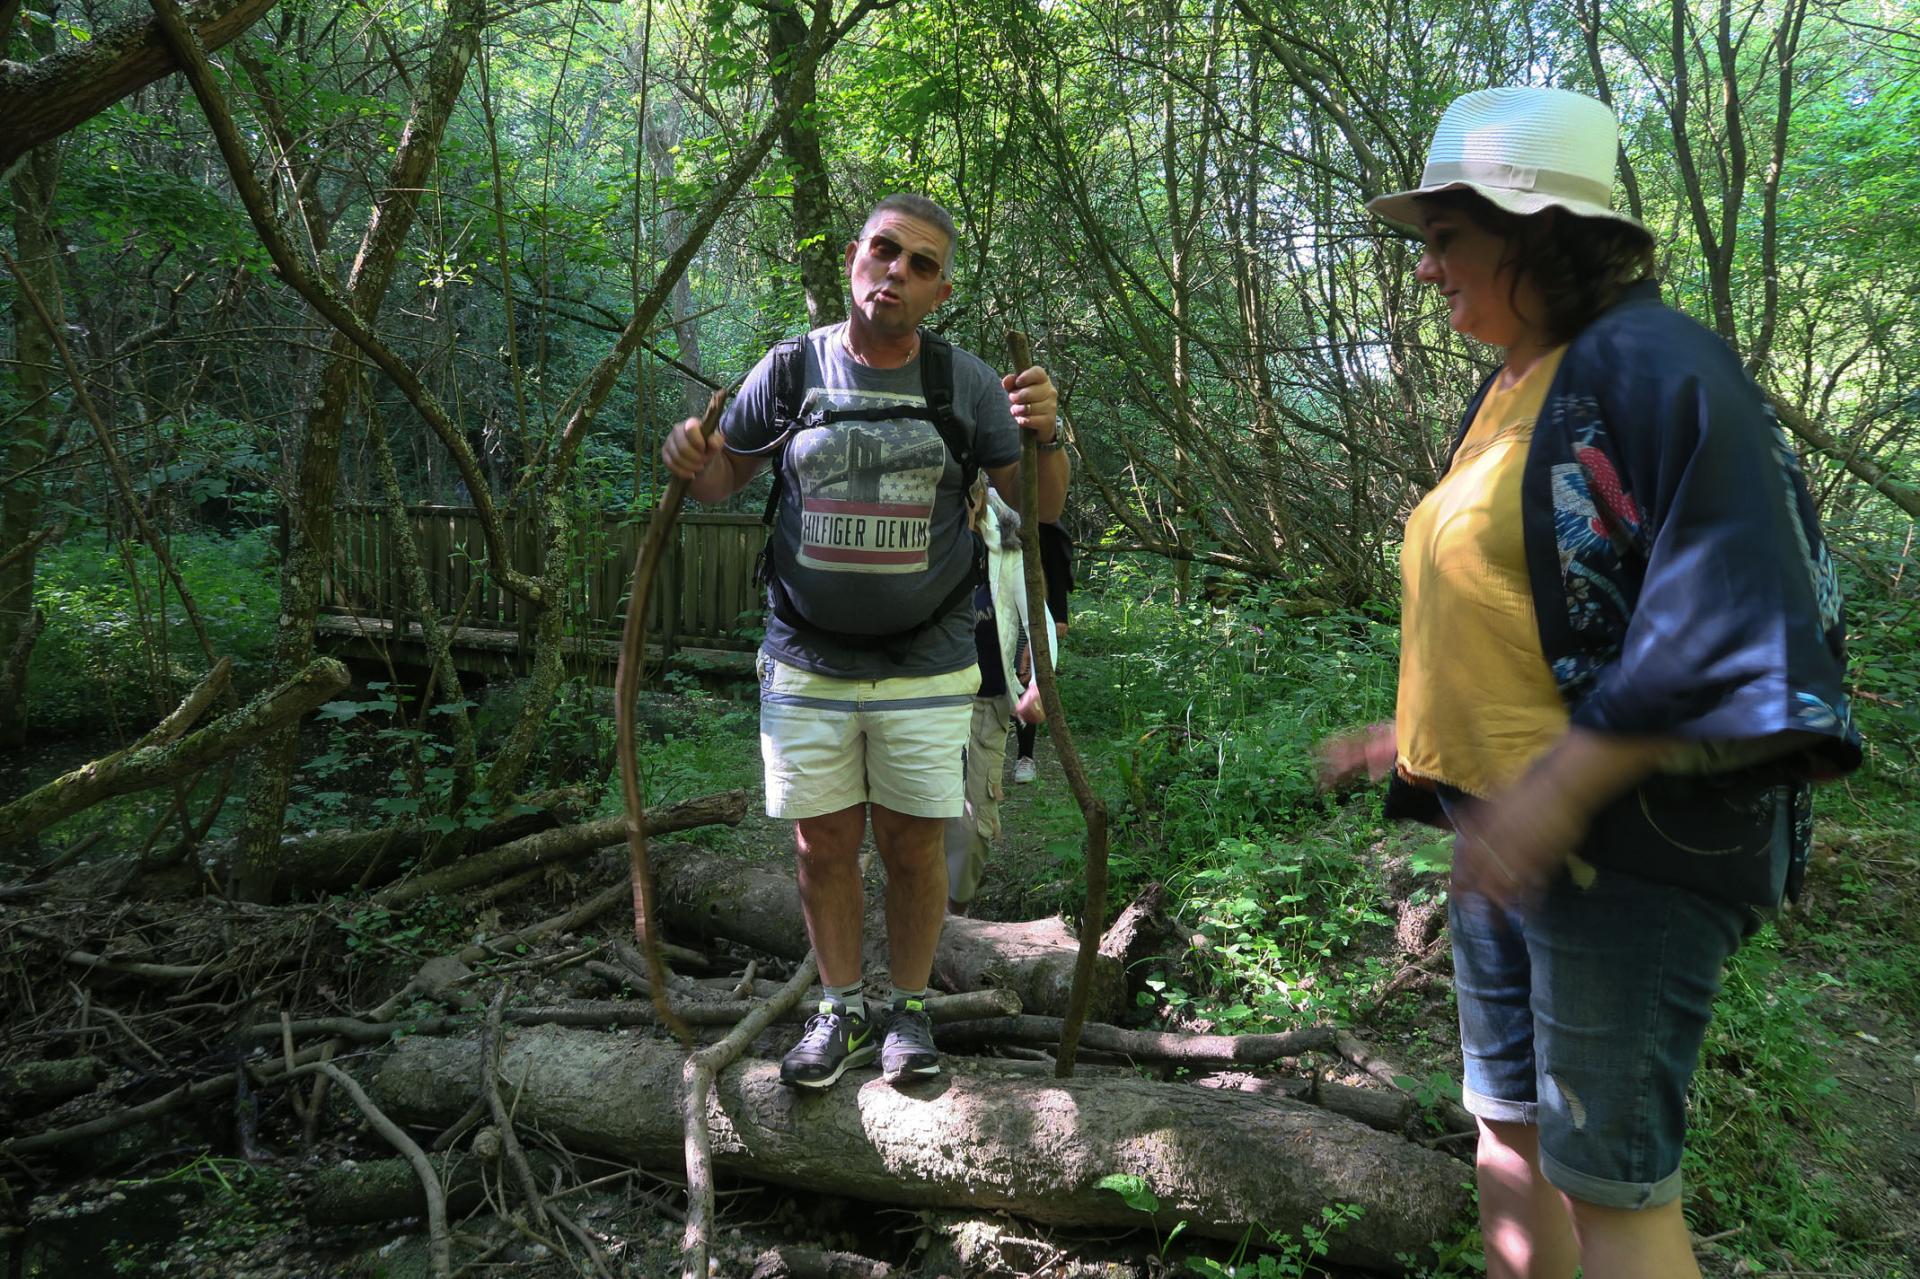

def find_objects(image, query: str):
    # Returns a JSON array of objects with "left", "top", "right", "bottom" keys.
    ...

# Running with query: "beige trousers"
[{"left": 943, "top": 694, "right": 1013, "bottom": 905}]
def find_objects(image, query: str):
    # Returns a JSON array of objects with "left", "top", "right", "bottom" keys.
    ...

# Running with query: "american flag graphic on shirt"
[{"left": 791, "top": 388, "right": 947, "bottom": 575}]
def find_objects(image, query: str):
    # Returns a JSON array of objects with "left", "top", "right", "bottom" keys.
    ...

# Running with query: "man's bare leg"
[
  {"left": 870, "top": 803, "right": 947, "bottom": 991},
  {"left": 794, "top": 804, "right": 868, "bottom": 988}
]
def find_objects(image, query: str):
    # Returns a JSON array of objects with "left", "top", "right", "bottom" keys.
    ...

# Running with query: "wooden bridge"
[{"left": 317, "top": 504, "right": 767, "bottom": 683}]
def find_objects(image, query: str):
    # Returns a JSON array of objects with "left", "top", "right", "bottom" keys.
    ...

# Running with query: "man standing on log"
[{"left": 661, "top": 194, "right": 1069, "bottom": 1087}]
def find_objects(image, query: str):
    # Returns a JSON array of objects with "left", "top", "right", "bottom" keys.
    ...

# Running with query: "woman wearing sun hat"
[{"left": 1320, "top": 86, "right": 1859, "bottom": 1277}]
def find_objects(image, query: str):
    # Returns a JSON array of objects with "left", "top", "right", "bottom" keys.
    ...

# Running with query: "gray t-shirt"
[{"left": 721, "top": 322, "right": 1020, "bottom": 679}]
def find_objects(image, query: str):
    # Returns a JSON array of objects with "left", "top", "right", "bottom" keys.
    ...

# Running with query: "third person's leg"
[
  {"left": 947, "top": 695, "right": 1012, "bottom": 914},
  {"left": 1013, "top": 718, "right": 1038, "bottom": 782}
]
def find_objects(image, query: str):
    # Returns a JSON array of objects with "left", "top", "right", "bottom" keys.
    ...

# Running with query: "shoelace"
[
  {"left": 796, "top": 1010, "right": 847, "bottom": 1051},
  {"left": 890, "top": 1005, "right": 933, "bottom": 1044}
]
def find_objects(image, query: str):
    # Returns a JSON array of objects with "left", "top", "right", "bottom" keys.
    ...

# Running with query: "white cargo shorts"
[{"left": 757, "top": 651, "right": 979, "bottom": 820}]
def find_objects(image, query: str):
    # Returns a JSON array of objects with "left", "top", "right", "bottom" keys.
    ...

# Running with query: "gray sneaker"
[
  {"left": 880, "top": 995, "right": 940, "bottom": 1081},
  {"left": 779, "top": 999, "right": 876, "bottom": 1089}
]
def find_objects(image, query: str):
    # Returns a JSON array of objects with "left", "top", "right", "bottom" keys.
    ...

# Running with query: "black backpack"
[{"left": 750, "top": 329, "right": 987, "bottom": 649}]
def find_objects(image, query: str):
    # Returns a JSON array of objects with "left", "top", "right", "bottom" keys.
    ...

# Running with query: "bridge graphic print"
[{"left": 794, "top": 397, "right": 947, "bottom": 575}]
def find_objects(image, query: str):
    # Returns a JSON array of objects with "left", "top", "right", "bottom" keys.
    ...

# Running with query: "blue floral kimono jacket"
[{"left": 1387, "top": 282, "right": 1862, "bottom": 907}]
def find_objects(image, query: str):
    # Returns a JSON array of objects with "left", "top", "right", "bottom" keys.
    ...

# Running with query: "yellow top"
[{"left": 1397, "top": 347, "right": 1569, "bottom": 799}]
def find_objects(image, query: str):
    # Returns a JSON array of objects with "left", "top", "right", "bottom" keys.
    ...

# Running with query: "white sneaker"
[{"left": 1013, "top": 757, "right": 1038, "bottom": 784}]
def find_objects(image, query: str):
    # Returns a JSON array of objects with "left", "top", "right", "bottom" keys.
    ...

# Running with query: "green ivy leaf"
[{"left": 1095, "top": 1173, "right": 1159, "bottom": 1214}]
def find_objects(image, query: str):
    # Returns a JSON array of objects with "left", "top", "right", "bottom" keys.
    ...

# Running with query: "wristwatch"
[{"left": 1036, "top": 434, "right": 1067, "bottom": 453}]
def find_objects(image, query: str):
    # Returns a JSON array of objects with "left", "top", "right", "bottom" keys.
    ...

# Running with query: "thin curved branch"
[
  {"left": 1005, "top": 332, "right": 1110, "bottom": 1078},
  {"left": 614, "top": 383, "right": 736, "bottom": 1044}
]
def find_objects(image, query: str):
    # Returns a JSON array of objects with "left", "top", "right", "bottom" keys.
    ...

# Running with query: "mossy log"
[
  {"left": 301, "top": 1151, "right": 563, "bottom": 1225},
  {"left": 0, "top": 1057, "right": 102, "bottom": 1119},
  {"left": 371, "top": 790, "right": 748, "bottom": 908},
  {"left": 0, "top": 658, "right": 349, "bottom": 847},
  {"left": 375, "top": 1026, "right": 1472, "bottom": 1273},
  {"left": 221, "top": 790, "right": 582, "bottom": 898}
]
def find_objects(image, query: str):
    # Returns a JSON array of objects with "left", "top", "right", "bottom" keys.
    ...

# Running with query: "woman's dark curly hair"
[{"left": 1416, "top": 188, "right": 1657, "bottom": 343}]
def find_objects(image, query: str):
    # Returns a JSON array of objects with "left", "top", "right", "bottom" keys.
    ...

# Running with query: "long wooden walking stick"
[
  {"left": 614, "top": 381, "right": 737, "bottom": 1045},
  {"left": 1005, "top": 330, "right": 1110, "bottom": 1077}
]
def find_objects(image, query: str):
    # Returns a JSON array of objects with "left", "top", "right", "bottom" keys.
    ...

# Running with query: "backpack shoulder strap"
[
  {"left": 917, "top": 330, "right": 976, "bottom": 490},
  {"left": 768, "top": 335, "right": 809, "bottom": 430},
  {"left": 759, "top": 336, "right": 810, "bottom": 528}
]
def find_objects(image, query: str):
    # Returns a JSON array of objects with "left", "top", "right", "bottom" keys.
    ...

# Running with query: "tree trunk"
[
  {"left": 767, "top": 0, "right": 844, "bottom": 328},
  {"left": 0, "top": 24, "right": 60, "bottom": 748},
  {"left": 375, "top": 1026, "right": 1473, "bottom": 1273},
  {"left": 0, "top": 0, "right": 278, "bottom": 174},
  {"left": 650, "top": 846, "right": 1124, "bottom": 1020},
  {"left": 232, "top": 0, "right": 487, "bottom": 902}
]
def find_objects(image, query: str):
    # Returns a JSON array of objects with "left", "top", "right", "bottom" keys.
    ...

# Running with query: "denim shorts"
[{"left": 1448, "top": 862, "right": 1750, "bottom": 1209}]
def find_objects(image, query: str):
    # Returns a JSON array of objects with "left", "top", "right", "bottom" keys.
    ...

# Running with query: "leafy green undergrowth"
[
  {"left": 1031, "top": 565, "right": 1918, "bottom": 1278},
  {"left": 1040, "top": 575, "right": 1406, "bottom": 1027},
  {"left": 1687, "top": 934, "right": 1856, "bottom": 1268},
  {"left": 28, "top": 528, "right": 279, "bottom": 734},
  {"left": 591, "top": 671, "right": 763, "bottom": 856},
  {"left": 102, "top": 1155, "right": 300, "bottom": 1276},
  {"left": 1683, "top": 779, "right": 1920, "bottom": 1274}
]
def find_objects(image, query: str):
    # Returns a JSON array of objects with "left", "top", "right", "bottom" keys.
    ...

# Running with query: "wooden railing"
[{"left": 322, "top": 505, "right": 767, "bottom": 662}]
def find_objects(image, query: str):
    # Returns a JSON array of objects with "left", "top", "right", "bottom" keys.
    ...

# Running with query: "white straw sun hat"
[{"left": 1367, "top": 86, "right": 1650, "bottom": 238}]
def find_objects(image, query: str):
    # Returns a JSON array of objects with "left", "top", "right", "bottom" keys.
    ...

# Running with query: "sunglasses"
[{"left": 861, "top": 233, "right": 948, "bottom": 281}]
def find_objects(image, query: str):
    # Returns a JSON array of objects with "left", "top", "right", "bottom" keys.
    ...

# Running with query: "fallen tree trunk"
[
  {"left": 651, "top": 846, "right": 1122, "bottom": 1020},
  {"left": 214, "top": 785, "right": 595, "bottom": 897},
  {"left": 370, "top": 790, "right": 750, "bottom": 908},
  {"left": 937, "top": 1015, "right": 1336, "bottom": 1067},
  {"left": 1193, "top": 1072, "right": 1422, "bottom": 1138},
  {"left": 245, "top": 988, "right": 1021, "bottom": 1045},
  {"left": 943, "top": 1016, "right": 1476, "bottom": 1138},
  {"left": 0, "top": 658, "right": 349, "bottom": 846},
  {"left": 933, "top": 915, "right": 1122, "bottom": 1025},
  {"left": 376, "top": 1026, "right": 1472, "bottom": 1273}
]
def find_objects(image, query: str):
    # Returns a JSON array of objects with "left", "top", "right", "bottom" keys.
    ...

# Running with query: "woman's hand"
[
  {"left": 1316, "top": 721, "right": 1396, "bottom": 790},
  {"left": 1451, "top": 729, "right": 1674, "bottom": 906},
  {"left": 1448, "top": 785, "right": 1592, "bottom": 904}
]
